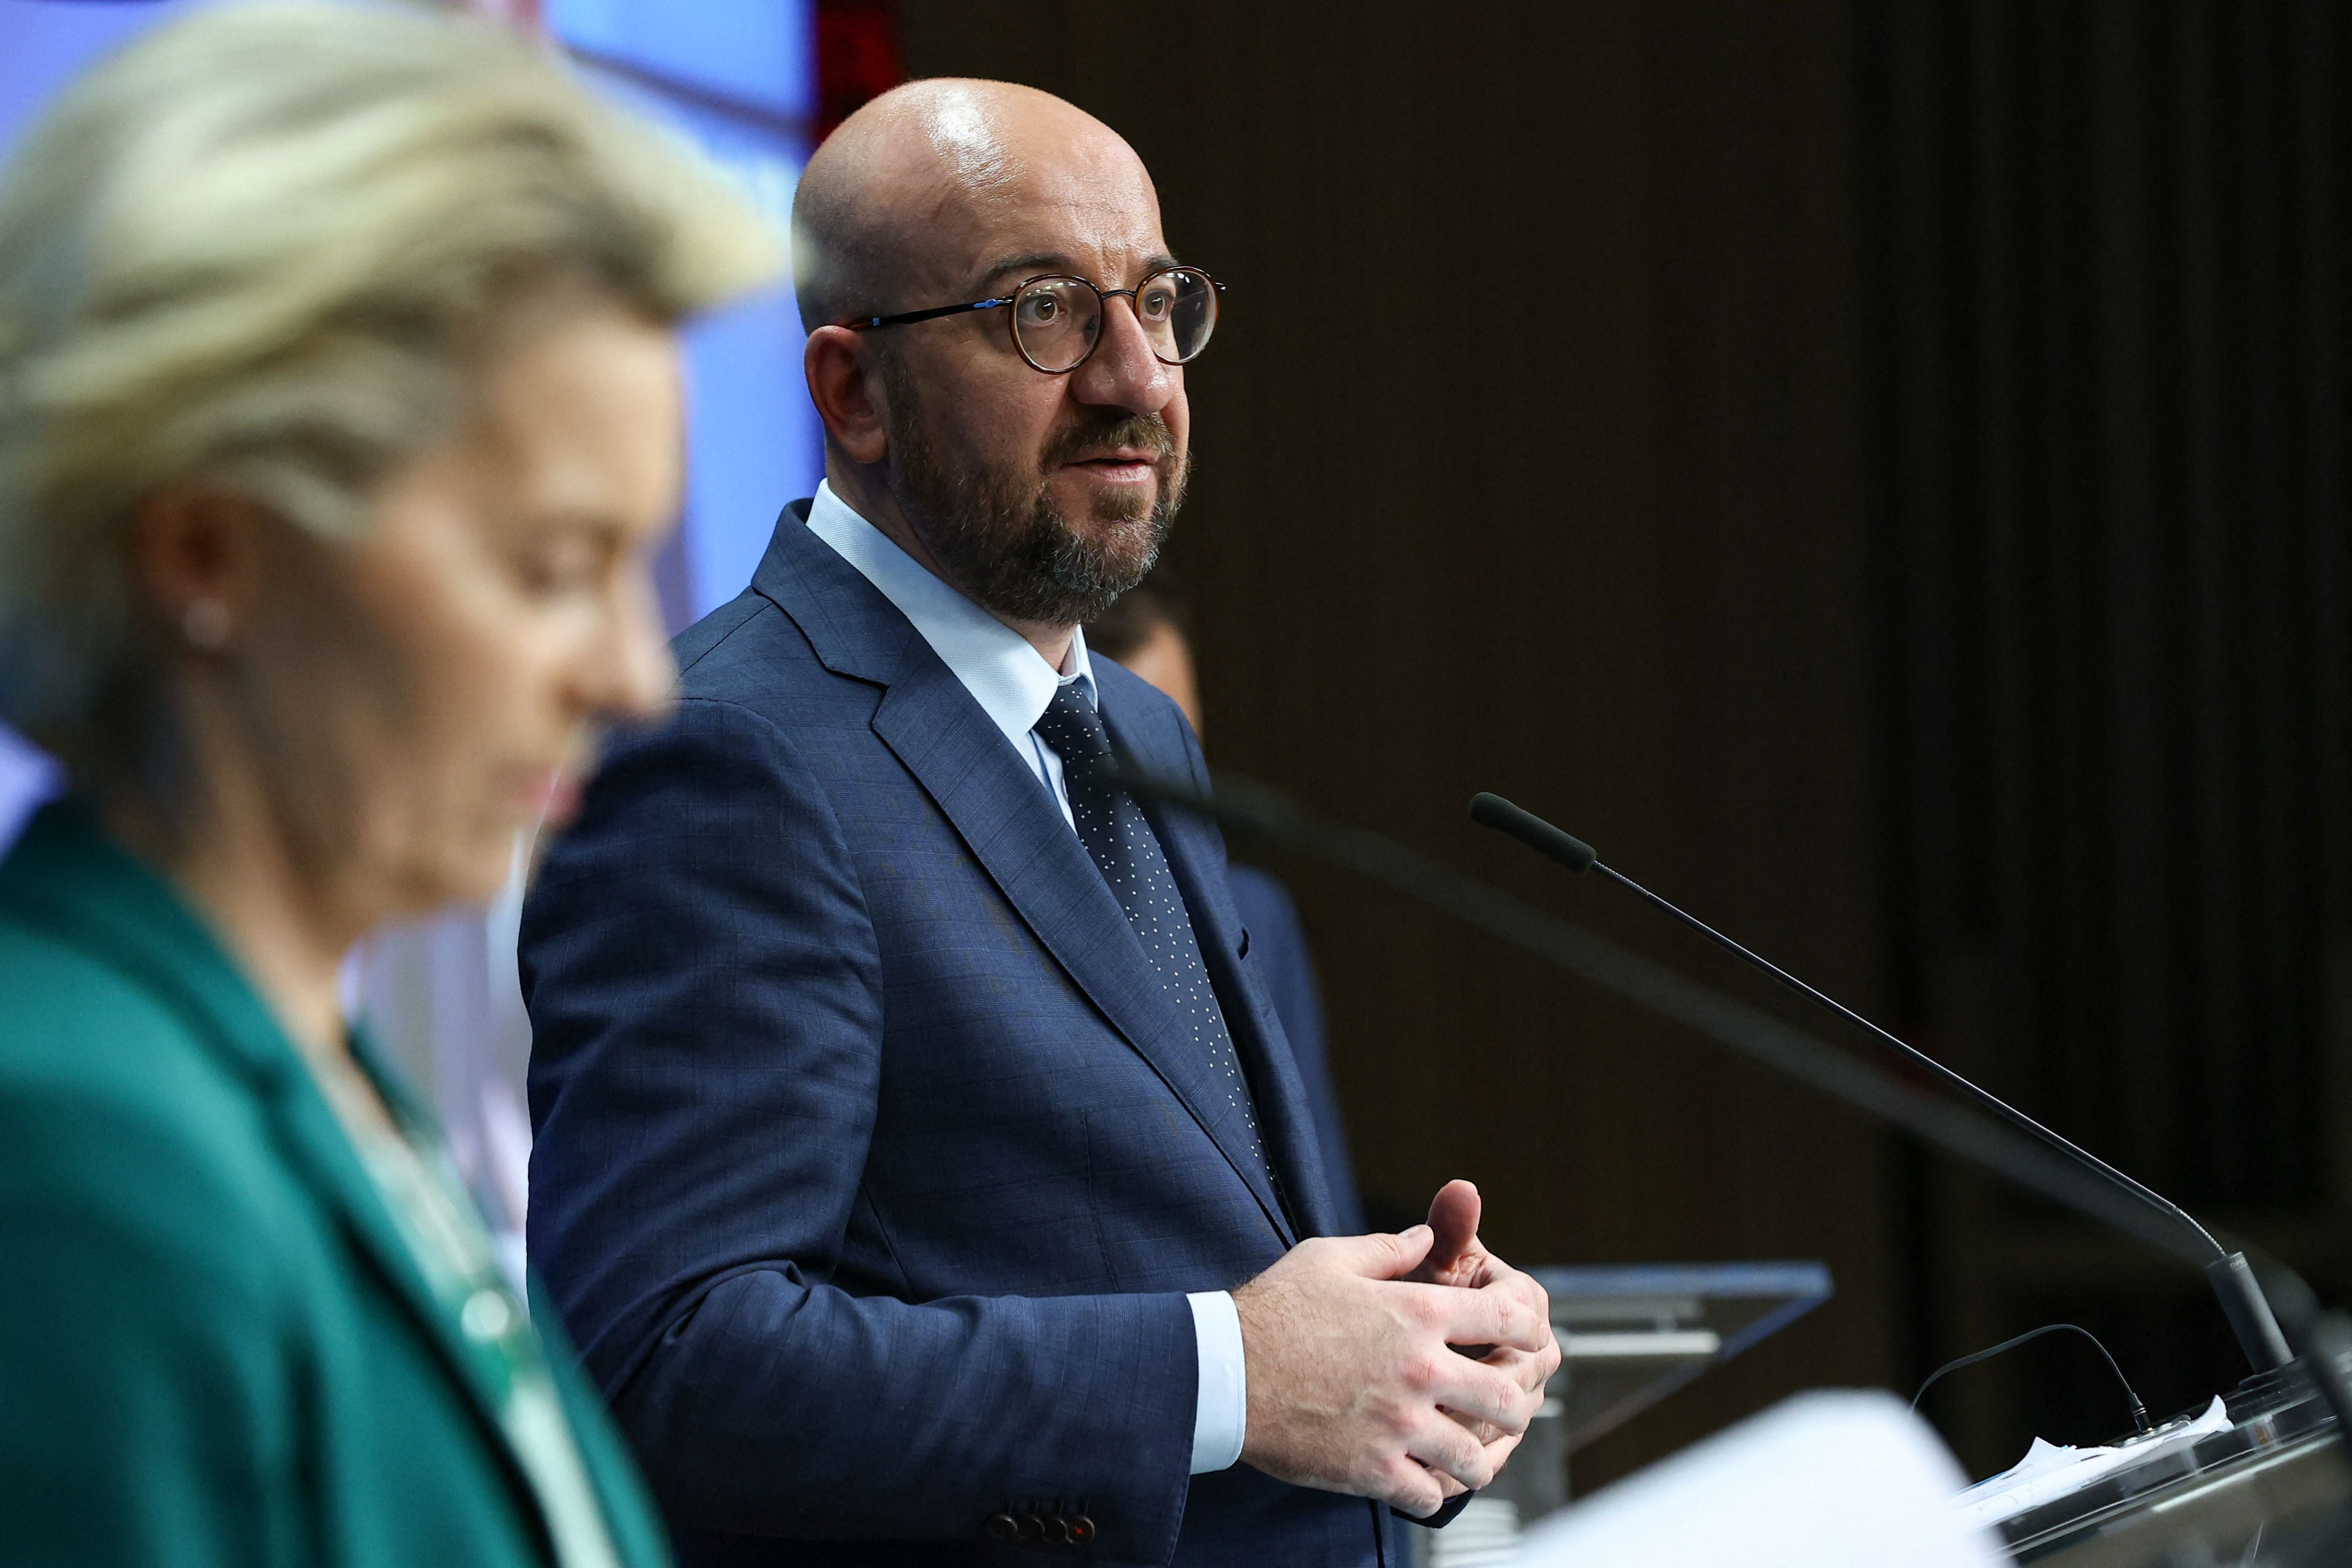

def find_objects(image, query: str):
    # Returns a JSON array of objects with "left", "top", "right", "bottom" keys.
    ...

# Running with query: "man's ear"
[
  {"left": 804, "top": 325, "right": 891, "bottom": 465},
  {"left": 130, "top": 488, "right": 270, "bottom": 651}
]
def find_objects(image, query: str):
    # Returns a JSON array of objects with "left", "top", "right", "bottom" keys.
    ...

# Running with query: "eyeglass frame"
[{"left": 844, "top": 265, "right": 1225, "bottom": 375}]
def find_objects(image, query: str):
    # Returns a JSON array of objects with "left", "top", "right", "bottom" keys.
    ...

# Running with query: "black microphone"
[
  {"left": 1468, "top": 790, "right": 2295, "bottom": 1377},
  {"left": 1098, "top": 761, "right": 2198, "bottom": 1259},
  {"left": 1098, "top": 758, "right": 2352, "bottom": 1507}
]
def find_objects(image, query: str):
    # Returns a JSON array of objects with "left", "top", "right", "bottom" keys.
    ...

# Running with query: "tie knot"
[{"left": 1033, "top": 681, "right": 1112, "bottom": 764}]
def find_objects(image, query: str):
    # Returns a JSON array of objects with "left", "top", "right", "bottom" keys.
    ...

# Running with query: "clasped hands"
[{"left": 1232, "top": 1178, "right": 1561, "bottom": 1517}]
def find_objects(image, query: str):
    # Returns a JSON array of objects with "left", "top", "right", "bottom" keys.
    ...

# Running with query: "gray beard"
[{"left": 880, "top": 355, "right": 1187, "bottom": 627}]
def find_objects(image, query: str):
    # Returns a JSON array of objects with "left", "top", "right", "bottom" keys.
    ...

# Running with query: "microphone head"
[{"left": 1469, "top": 792, "right": 1598, "bottom": 873}]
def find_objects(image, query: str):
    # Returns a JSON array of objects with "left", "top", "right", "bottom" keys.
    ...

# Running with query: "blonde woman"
[{"left": 0, "top": 5, "right": 778, "bottom": 1563}]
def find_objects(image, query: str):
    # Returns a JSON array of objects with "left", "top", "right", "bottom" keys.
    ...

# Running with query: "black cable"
[{"left": 1912, "top": 1323, "right": 2154, "bottom": 1436}]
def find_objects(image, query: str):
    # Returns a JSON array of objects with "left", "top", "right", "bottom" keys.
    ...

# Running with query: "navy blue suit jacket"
[
  {"left": 519, "top": 504, "right": 1389, "bottom": 1566},
  {"left": 1221, "top": 866, "right": 1365, "bottom": 1237}
]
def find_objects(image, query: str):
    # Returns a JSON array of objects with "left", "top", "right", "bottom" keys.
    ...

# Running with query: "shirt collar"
[{"left": 804, "top": 480, "right": 1097, "bottom": 751}]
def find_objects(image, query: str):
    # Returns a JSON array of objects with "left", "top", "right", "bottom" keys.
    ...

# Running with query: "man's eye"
[
  {"left": 1020, "top": 294, "right": 1061, "bottom": 324},
  {"left": 1139, "top": 287, "right": 1174, "bottom": 320}
]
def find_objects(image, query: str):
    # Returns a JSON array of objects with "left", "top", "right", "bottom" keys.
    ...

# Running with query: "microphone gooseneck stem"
[
  {"left": 1470, "top": 790, "right": 2295, "bottom": 1375},
  {"left": 1585, "top": 858, "right": 2227, "bottom": 1264},
  {"left": 1121, "top": 765, "right": 2211, "bottom": 1268},
  {"left": 1107, "top": 763, "right": 2345, "bottom": 1490}
]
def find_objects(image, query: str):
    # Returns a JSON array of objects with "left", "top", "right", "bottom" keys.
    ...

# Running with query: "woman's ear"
[
  {"left": 130, "top": 489, "right": 269, "bottom": 652},
  {"left": 802, "top": 325, "right": 891, "bottom": 466}
]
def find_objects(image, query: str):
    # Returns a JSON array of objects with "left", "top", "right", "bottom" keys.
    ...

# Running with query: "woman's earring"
[{"left": 182, "top": 598, "right": 232, "bottom": 651}]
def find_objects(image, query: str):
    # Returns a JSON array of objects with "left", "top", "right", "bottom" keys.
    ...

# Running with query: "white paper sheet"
[
  {"left": 1516, "top": 1390, "right": 2009, "bottom": 1567},
  {"left": 1952, "top": 1395, "right": 2232, "bottom": 1532}
]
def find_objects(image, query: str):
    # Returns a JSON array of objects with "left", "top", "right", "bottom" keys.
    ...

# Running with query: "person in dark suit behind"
[
  {"left": 519, "top": 79, "right": 1559, "bottom": 1567},
  {"left": 1086, "top": 583, "right": 1367, "bottom": 1237}
]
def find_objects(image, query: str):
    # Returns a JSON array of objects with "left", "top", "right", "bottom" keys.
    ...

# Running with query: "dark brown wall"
[
  {"left": 897, "top": 2, "right": 1891, "bottom": 1488},
  {"left": 1864, "top": 0, "right": 2352, "bottom": 1474}
]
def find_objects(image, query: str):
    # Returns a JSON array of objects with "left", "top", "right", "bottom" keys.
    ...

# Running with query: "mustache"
[{"left": 1040, "top": 410, "right": 1176, "bottom": 467}]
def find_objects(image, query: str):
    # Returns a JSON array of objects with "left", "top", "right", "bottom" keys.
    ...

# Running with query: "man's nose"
[{"left": 1069, "top": 293, "right": 1176, "bottom": 413}]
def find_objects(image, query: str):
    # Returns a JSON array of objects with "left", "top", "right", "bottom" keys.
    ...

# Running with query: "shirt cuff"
[{"left": 1186, "top": 1290, "right": 1247, "bottom": 1474}]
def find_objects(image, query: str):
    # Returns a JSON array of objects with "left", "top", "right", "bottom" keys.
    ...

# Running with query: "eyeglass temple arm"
[{"left": 849, "top": 297, "right": 1012, "bottom": 332}]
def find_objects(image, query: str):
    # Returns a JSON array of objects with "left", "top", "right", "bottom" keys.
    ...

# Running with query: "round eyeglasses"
[{"left": 848, "top": 266, "right": 1223, "bottom": 375}]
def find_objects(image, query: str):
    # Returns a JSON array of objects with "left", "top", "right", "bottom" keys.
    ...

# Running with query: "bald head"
[
  {"left": 793, "top": 79, "right": 1192, "bottom": 648},
  {"left": 792, "top": 79, "right": 1160, "bottom": 332}
]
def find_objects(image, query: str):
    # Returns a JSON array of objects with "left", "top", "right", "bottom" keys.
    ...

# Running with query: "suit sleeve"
[{"left": 519, "top": 697, "right": 1198, "bottom": 1562}]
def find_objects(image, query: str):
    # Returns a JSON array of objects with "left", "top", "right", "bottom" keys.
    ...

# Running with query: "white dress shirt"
[{"left": 805, "top": 481, "right": 1248, "bottom": 1476}]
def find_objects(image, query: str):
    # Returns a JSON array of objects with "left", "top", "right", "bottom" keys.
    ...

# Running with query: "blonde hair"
[{"left": 0, "top": 0, "right": 782, "bottom": 750}]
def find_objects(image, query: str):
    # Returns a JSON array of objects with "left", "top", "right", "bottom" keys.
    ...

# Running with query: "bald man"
[{"left": 520, "top": 81, "right": 1557, "bottom": 1567}]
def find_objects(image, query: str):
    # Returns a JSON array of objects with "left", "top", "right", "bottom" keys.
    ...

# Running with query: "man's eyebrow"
[
  {"left": 970, "top": 251, "right": 1189, "bottom": 291},
  {"left": 972, "top": 253, "right": 1072, "bottom": 291}
]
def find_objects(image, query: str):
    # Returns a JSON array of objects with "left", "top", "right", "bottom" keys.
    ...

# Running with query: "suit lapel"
[
  {"left": 753, "top": 512, "right": 1297, "bottom": 1245},
  {"left": 1101, "top": 702, "right": 1341, "bottom": 1242},
  {"left": 256, "top": 1063, "right": 552, "bottom": 1504}
]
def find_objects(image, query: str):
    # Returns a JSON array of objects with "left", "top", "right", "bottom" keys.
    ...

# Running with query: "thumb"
[
  {"left": 1331, "top": 1223, "right": 1435, "bottom": 1280},
  {"left": 1426, "top": 1178, "right": 1481, "bottom": 1270}
]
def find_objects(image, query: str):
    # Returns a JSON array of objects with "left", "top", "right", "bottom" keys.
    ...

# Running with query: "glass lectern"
[{"left": 1403, "top": 1260, "right": 1834, "bottom": 1567}]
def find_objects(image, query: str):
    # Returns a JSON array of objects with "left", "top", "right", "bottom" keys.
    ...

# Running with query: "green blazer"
[{"left": 0, "top": 801, "right": 671, "bottom": 1568}]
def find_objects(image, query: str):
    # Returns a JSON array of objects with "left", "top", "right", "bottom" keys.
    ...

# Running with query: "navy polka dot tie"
[{"left": 1033, "top": 683, "right": 1271, "bottom": 1177}]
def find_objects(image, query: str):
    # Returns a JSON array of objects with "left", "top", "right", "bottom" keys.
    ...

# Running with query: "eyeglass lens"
[{"left": 1011, "top": 269, "right": 1218, "bottom": 373}]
